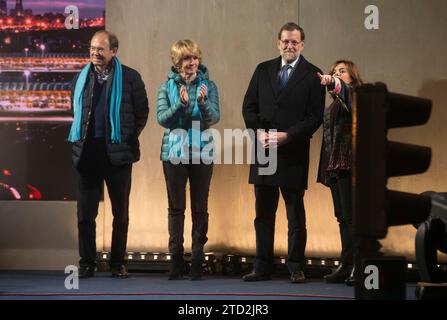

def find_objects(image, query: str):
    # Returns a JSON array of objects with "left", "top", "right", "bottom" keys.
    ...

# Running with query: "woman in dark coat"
[{"left": 317, "top": 60, "right": 363, "bottom": 285}]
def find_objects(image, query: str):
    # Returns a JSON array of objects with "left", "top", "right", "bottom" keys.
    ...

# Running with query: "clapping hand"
[
  {"left": 180, "top": 85, "right": 189, "bottom": 104},
  {"left": 197, "top": 84, "right": 207, "bottom": 105}
]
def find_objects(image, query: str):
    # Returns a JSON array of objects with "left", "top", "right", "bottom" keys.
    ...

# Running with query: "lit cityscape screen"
[{"left": 0, "top": 0, "right": 105, "bottom": 200}]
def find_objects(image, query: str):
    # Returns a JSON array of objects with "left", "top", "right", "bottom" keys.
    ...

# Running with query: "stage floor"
[{"left": 0, "top": 270, "right": 418, "bottom": 300}]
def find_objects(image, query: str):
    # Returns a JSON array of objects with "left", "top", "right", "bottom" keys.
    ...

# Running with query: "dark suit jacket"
[{"left": 242, "top": 55, "right": 325, "bottom": 189}]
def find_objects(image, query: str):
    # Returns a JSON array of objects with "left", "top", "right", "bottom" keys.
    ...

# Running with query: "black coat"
[
  {"left": 242, "top": 56, "right": 325, "bottom": 189},
  {"left": 70, "top": 63, "right": 149, "bottom": 167}
]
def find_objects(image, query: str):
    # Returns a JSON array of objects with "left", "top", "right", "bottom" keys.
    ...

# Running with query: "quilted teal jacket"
[{"left": 156, "top": 64, "right": 220, "bottom": 162}]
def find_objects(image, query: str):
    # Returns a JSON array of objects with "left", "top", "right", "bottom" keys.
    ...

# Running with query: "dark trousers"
[
  {"left": 162, "top": 161, "right": 213, "bottom": 261},
  {"left": 330, "top": 172, "right": 353, "bottom": 265},
  {"left": 253, "top": 185, "right": 307, "bottom": 274},
  {"left": 77, "top": 138, "right": 132, "bottom": 268}
]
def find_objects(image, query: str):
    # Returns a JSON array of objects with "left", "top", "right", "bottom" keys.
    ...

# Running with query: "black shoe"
[
  {"left": 290, "top": 270, "right": 306, "bottom": 283},
  {"left": 79, "top": 266, "right": 95, "bottom": 278},
  {"left": 190, "top": 259, "right": 203, "bottom": 281},
  {"left": 111, "top": 265, "right": 129, "bottom": 278},
  {"left": 168, "top": 255, "right": 185, "bottom": 280},
  {"left": 324, "top": 264, "right": 353, "bottom": 283},
  {"left": 345, "top": 267, "right": 355, "bottom": 286},
  {"left": 242, "top": 271, "right": 271, "bottom": 282}
]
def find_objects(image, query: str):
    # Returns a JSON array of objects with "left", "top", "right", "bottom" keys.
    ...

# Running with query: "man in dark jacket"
[
  {"left": 68, "top": 30, "right": 149, "bottom": 278},
  {"left": 242, "top": 23, "right": 325, "bottom": 283}
]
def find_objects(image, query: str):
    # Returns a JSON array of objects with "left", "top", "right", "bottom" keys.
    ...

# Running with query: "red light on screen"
[{"left": 27, "top": 184, "right": 42, "bottom": 200}]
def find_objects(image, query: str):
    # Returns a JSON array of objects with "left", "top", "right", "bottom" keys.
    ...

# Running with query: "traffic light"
[
  {"left": 352, "top": 82, "right": 432, "bottom": 244},
  {"left": 352, "top": 83, "right": 433, "bottom": 299}
]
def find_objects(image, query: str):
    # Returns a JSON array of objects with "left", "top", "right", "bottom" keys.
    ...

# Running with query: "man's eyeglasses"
[
  {"left": 89, "top": 46, "right": 105, "bottom": 54},
  {"left": 279, "top": 40, "right": 303, "bottom": 47}
]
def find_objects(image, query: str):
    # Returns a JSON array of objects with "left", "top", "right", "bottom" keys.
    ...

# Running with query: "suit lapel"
[{"left": 267, "top": 57, "right": 282, "bottom": 98}]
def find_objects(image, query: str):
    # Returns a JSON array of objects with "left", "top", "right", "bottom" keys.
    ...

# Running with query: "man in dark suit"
[{"left": 242, "top": 22, "right": 325, "bottom": 283}]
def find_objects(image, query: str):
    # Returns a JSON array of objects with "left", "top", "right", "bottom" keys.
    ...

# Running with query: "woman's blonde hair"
[
  {"left": 330, "top": 60, "right": 363, "bottom": 87},
  {"left": 170, "top": 40, "right": 202, "bottom": 72}
]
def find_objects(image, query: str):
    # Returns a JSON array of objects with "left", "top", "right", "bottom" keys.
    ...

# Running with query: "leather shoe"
[
  {"left": 190, "top": 259, "right": 203, "bottom": 281},
  {"left": 168, "top": 255, "right": 185, "bottom": 280},
  {"left": 345, "top": 267, "right": 355, "bottom": 286},
  {"left": 290, "top": 270, "right": 306, "bottom": 283},
  {"left": 324, "top": 264, "right": 353, "bottom": 283},
  {"left": 79, "top": 266, "right": 95, "bottom": 278},
  {"left": 111, "top": 265, "right": 129, "bottom": 278},
  {"left": 242, "top": 271, "right": 271, "bottom": 282}
]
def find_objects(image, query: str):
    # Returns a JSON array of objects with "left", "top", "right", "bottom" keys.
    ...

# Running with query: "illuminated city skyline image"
[
  {"left": 0, "top": 0, "right": 105, "bottom": 201},
  {"left": 1, "top": 0, "right": 105, "bottom": 115},
  {"left": 1, "top": 0, "right": 105, "bottom": 33},
  {"left": 4, "top": 0, "right": 104, "bottom": 18}
]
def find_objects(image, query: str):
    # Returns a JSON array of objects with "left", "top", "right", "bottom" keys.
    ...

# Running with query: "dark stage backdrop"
[{"left": 0, "top": 0, "right": 105, "bottom": 200}]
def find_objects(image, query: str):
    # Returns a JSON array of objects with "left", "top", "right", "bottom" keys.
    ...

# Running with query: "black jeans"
[
  {"left": 253, "top": 185, "right": 307, "bottom": 274},
  {"left": 162, "top": 161, "right": 213, "bottom": 261},
  {"left": 330, "top": 172, "right": 353, "bottom": 265},
  {"left": 77, "top": 138, "right": 132, "bottom": 268}
]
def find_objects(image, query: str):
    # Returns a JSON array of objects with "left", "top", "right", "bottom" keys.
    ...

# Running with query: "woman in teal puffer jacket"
[{"left": 157, "top": 39, "right": 220, "bottom": 280}]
